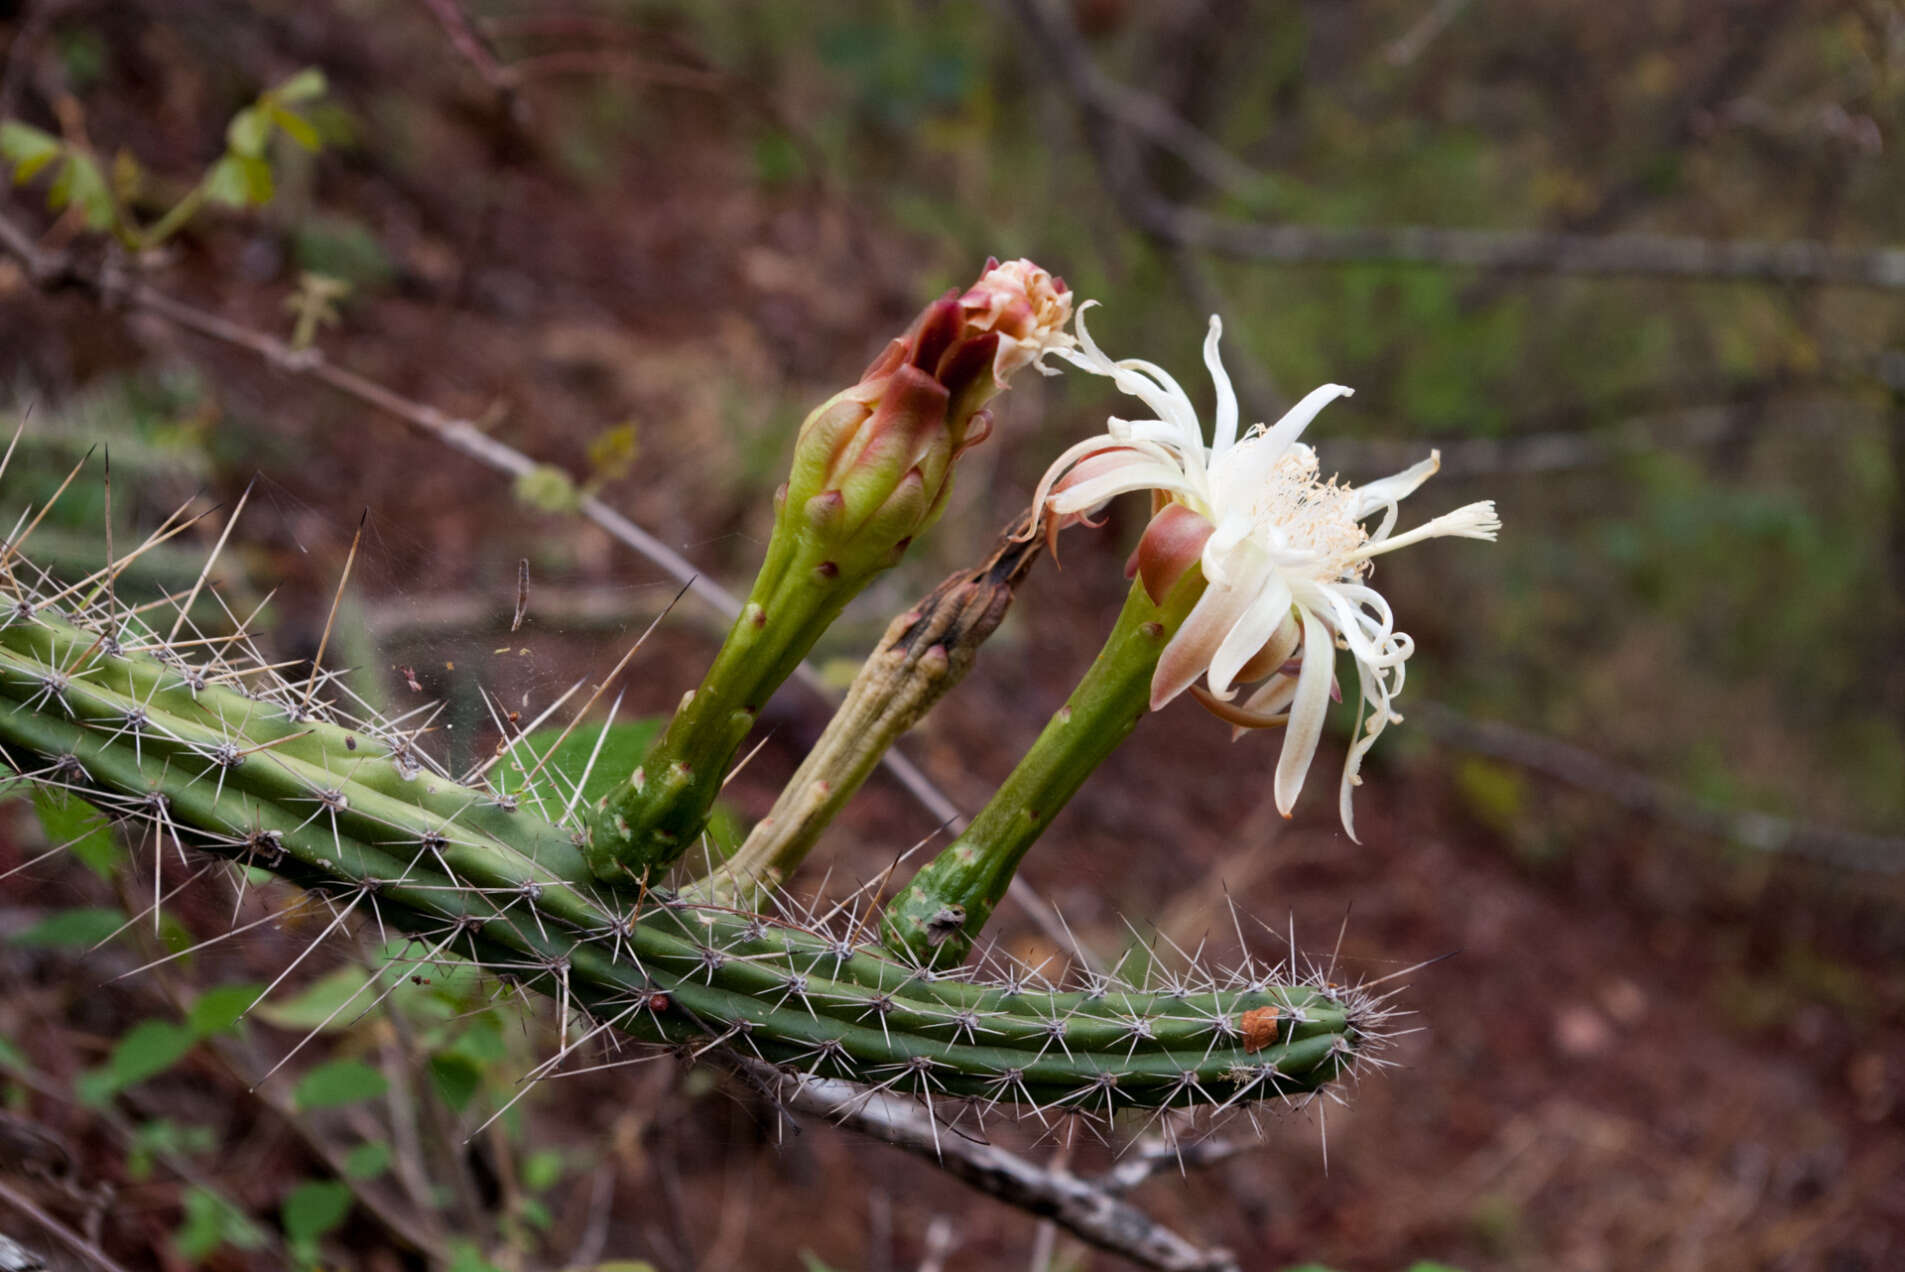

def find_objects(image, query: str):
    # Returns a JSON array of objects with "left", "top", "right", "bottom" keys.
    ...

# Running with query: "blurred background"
[{"left": 0, "top": 1, "right": 1901, "bottom": 1268}]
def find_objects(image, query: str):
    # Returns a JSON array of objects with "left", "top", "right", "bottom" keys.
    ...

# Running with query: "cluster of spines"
[{"left": 0, "top": 539, "right": 1392, "bottom": 1126}]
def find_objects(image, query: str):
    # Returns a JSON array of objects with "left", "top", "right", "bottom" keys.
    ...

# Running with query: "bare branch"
[
  {"left": 1096, "top": 1138, "right": 1248, "bottom": 1197},
  {"left": 414, "top": 0, "right": 526, "bottom": 113},
  {"left": 1006, "top": 0, "right": 1905, "bottom": 292},
  {"left": 1325, "top": 396, "right": 1873, "bottom": 480},
  {"left": 1412, "top": 702, "right": 1905, "bottom": 874},
  {"left": 1129, "top": 205, "right": 1905, "bottom": 291},
  {"left": 0, "top": 1177, "right": 134, "bottom": 1272},
  {"left": 743, "top": 1061, "right": 1241, "bottom": 1272}
]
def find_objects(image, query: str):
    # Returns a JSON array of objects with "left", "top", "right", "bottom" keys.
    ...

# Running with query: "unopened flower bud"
[{"left": 782, "top": 258, "right": 1074, "bottom": 574}]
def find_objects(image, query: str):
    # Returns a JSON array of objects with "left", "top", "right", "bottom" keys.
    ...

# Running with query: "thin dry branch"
[
  {"left": 1413, "top": 702, "right": 1904, "bottom": 874},
  {"left": 0, "top": 1177, "right": 133, "bottom": 1272},
  {"left": 745, "top": 1061, "right": 1241, "bottom": 1272},
  {"left": 1007, "top": 0, "right": 1905, "bottom": 292}
]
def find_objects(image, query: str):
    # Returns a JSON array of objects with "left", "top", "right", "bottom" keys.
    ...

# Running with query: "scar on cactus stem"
[
  {"left": 0, "top": 436, "right": 1391, "bottom": 1125},
  {"left": 584, "top": 260, "right": 1078, "bottom": 887}
]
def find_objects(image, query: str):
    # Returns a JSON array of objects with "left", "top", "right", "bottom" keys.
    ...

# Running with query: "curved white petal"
[
  {"left": 1202, "top": 316, "right": 1240, "bottom": 454},
  {"left": 1274, "top": 606, "right": 1336, "bottom": 818},
  {"left": 1150, "top": 551, "right": 1270, "bottom": 709},
  {"left": 1352, "top": 450, "right": 1441, "bottom": 519},
  {"left": 1206, "top": 575, "right": 1292, "bottom": 700},
  {"left": 1257, "top": 383, "right": 1354, "bottom": 459},
  {"left": 1047, "top": 465, "right": 1198, "bottom": 517}
]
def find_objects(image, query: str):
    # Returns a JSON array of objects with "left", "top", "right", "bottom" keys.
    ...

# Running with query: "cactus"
[{"left": 0, "top": 551, "right": 1381, "bottom": 1119}]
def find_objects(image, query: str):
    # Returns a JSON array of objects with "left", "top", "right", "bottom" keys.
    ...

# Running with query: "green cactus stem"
[
  {"left": 690, "top": 515, "right": 1040, "bottom": 909},
  {"left": 883, "top": 569, "right": 1205, "bottom": 969},
  {"left": 584, "top": 261, "right": 1075, "bottom": 886},
  {"left": 0, "top": 592, "right": 1370, "bottom": 1115}
]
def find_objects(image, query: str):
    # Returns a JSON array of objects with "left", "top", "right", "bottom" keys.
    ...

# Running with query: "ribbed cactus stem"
[
  {"left": 0, "top": 597, "right": 1367, "bottom": 1114},
  {"left": 883, "top": 570, "right": 1203, "bottom": 968},
  {"left": 584, "top": 539, "right": 876, "bottom": 886}
]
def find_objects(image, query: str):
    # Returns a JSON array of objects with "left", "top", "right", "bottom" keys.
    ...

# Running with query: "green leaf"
[
  {"left": 225, "top": 106, "right": 270, "bottom": 158},
  {"left": 426, "top": 1052, "right": 481, "bottom": 1112},
  {"left": 252, "top": 966, "right": 372, "bottom": 1031},
  {"left": 175, "top": 1185, "right": 269, "bottom": 1261},
  {"left": 10, "top": 906, "right": 123, "bottom": 948},
  {"left": 188, "top": 983, "right": 263, "bottom": 1038},
  {"left": 79, "top": 1019, "right": 195, "bottom": 1104},
  {"left": 493, "top": 717, "right": 664, "bottom": 811},
  {"left": 236, "top": 153, "right": 274, "bottom": 205},
  {"left": 517, "top": 1195, "right": 553, "bottom": 1231},
  {"left": 292, "top": 1058, "right": 387, "bottom": 1111},
  {"left": 340, "top": 1140, "right": 391, "bottom": 1181},
  {"left": 267, "top": 104, "right": 321, "bottom": 152},
  {"left": 445, "top": 1242, "right": 508, "bottom": 1272},
  {"left": 204, "top": 154, "right": 251, "bottom": 207},
  {"left": 512, "top": 463, "right": 582, "bottom": 514},
  {"left": 127, "top": 1118, "right": 215, "bottom": 1181},
  {"left": 47, "top": 151, "right": 114, "bottom": 229},
  {"left": 521, "top": 1147, "right": 565, "bottom": 1192},
  {"left": 0, "top": 1034, "right": 27, "bottom": 1073},
  {"left": 444, "top": 1017, "right": 506, "bottom": 1064},
  {"left": 31, "top": 787, "right": 123, "bottom": 877},
  {"left": 1, "top": 121, "right": 62, "bottom": 184},
  {"left": 273, "top": 68, "right": 328, "bottom": 103},
  {"left": 280, "top": 1178, "right": 352, "bottom": 1244}
]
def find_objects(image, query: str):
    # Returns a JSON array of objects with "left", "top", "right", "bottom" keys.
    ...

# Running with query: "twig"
[
  {"left": 415, "top": 0, "right": 520, "bottom": 99},
  {"left": 743, "top": 1061, "right": 1241, "bottom": 1272},
  {"left": 1096, "top": 1138, "right": 1248, "bottom": 1197},
  {"left": 1413, "top": 701, "right": 1905, "bottom": 874},
  {"left": 999, "top": 2, "right": 1261, "bottom": 200},
  {"left": 1384, "top": 0, "right": 1474, "bottom": 67},
  {"left": 1323, "top": 396, "right": 1872, "bottom": 480},
  {"left": 0, "top": 1177, "right": 134, "bottom": 1272},
  {"left": 1006, "top": 0, "right": 1905, "bottom": 292},
  {"left": 1131, "top": 205, "right": 1905, "bottom": 291}
]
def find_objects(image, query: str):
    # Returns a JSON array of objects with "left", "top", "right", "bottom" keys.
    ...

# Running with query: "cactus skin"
[
  {"left": 884, "top": 571, "right": 1203, "bottom": 970},
  {"left": 0, "top": 596, "right": 1368, "bottom": 1115}
]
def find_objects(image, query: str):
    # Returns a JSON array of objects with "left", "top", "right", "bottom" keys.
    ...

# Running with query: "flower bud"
[{"left": 781, "top": 258, "right": 1074, "bottom": 573}]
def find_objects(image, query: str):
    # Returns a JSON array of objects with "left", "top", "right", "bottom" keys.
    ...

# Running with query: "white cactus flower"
[{"left": 1032, "top": 304, "right": 1500, "bottom": 839}]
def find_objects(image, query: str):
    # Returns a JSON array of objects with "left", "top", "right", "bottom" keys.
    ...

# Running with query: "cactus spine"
[{"left": 0, "top": 590, "right": 1371, "bottom": 1116}]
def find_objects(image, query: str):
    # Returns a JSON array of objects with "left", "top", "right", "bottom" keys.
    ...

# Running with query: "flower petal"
[
  {"left": 1206, "top": 575, "right": 1292, "bottom": 700},
  {"left": 1232, "top": 611, "right": 1301, "bottom": 684},
  {"left": 1149, "top": 552, "right": 1268, "bottom": 710},
  {"left": 1352, "top": 449, "right": 1441, "bottom": 520},
  {"left": 1256, "top": 383, "right": 1354, "bottom": 460},
  {"left": 1202, "top": 316, "right": 1240, "bottom": 454},
  {"left": 1274, "top": 606, "right": 1335, "bottom": 818}
]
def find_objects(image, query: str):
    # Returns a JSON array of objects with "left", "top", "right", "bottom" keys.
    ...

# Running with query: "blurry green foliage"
[
  {"left": 293, "top": 1058, "right": 389, "bottom": 1112},
  {"left": 175, "top": 1185, "right": 271, "bottom": 1262}
]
